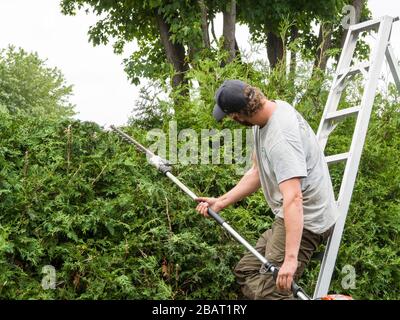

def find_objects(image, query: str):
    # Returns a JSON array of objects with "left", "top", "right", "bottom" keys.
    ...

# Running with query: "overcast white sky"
[{"left": 0, "top": 0, "right": 399, "bottom": 126}]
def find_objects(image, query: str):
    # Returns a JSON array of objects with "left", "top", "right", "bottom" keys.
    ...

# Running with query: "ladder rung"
[
  {"left": 325, "top": 107, "right": 360, "bottom": 121},
  {"left": 325, "top": 153, "right": 349, "bottom": 165},
  {"left": 337, "top": 62, "right": 370, "bottom": 77},
  {"left": 349, "top": 18, "right": 381, "bottom": 33}
]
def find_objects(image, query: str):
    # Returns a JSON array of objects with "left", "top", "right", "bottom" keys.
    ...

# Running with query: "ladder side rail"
[{"left": 385, "top": 44, "right": 400, "bottom": 92}]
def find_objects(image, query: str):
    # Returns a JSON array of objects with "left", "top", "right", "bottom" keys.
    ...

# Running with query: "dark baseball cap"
[{"left": 213, "top": 79, "right": 249, "bottom": 121}]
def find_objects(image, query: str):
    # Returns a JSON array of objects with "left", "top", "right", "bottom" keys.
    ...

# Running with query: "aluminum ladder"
[{"left": 313, "top": 15, "right": 400, "bottom": 299}]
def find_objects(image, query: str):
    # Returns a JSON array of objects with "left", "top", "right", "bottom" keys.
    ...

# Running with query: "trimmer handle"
[
  {"left": 207, "top": 207, "right": 225, "bottom": 225},
  {"left": 271, "top": 265, "right": 309, "bottom": 299}
]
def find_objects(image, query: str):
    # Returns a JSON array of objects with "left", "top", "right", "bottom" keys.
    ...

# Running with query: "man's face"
[{"left": 229, "top": 113, "right": 253, "bottom": 126}]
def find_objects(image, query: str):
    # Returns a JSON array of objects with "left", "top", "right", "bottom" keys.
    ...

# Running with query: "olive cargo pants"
[{"left": 234, "top": 217, "right": 333, "bottom": 300}]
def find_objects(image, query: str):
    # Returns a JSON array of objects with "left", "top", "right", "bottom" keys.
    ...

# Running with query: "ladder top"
[{"left": 349, "top": 16, "right": 399, "bottom": 33}]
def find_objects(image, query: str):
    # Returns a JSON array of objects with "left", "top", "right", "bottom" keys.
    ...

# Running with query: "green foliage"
[
  {"left": 2, "top": 54, "right": 398, "bottom": 299},
  {"left": 1, "top": 9, "right": 399, "bottom": 298},
  {"left": 0, "top": 111, "right": 246, "bottom": 299},
  {"left": 0, "top": 46, "right": 74, "bottom": 118},
  {"left": 238, "top": 0, "right": 340, "bottom": 39},
  {"left": 59, "top": 0, "right": 372, "bottom": 89}
]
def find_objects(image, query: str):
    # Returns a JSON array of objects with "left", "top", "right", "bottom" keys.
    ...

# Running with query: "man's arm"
[
  {"left": 196, "top": 152, "right": 261, "bottom": 216},
  {"left": 276, "top": 177, "right": 304, "bottom": 292}
]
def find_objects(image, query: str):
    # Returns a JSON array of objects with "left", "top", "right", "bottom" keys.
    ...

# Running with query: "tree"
[
  {"left": 0, "top": 46, "right": 74, "bottom": 118},
  {"left": 198, "top": 0, "right": 211, "bottom": 49},
  {"left": 61, "top": 0, "right": 208, "bottom": 100},
  {"left": 155, "top": 10, "right": 189, "bottom": 93},
  {"left": 222, "top": 0, "right": 237, "bottom": 64},
  {"left": 60, "top": 0, "right": 372, "bottom": 103},
  {"left": 237, "top": 0, "right": 342, "bottom": 69},
  {"left": 313, "top": 0, "right": 370, "bottom": 73}
]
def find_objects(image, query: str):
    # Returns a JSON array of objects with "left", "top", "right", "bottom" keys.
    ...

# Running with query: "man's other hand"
[{"left": 195, "top": 197, "right": 223, "bottom": 217}]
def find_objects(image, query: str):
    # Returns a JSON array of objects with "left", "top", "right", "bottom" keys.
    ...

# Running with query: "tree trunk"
[
  {"left": 211, "top": 17, "right": 218, "bottom": 44},
  {"left": 234, "top": 37, "right": 241, "bottom": 63},
  {"left": 314, "top": 23, "right": 333, "bottom": 73},
  {"left": 223, "top": 0, "right": 236, "bottom": 64},
  {"left": 155, "top": 12, "right": 189, "bottom": 95},
  {"left": 267, "top": 31, "right": 284, "bottom": 69},
  {"left": 198, "top": 0, "right": 210, "bottom": 48},
  {"left": 337, "top": 0, "right": 363, "bottom": 61}
]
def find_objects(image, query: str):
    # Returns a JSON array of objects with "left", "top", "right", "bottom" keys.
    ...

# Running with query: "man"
[{"left": 196, "top": 79, "right": 339, "bottom": 299}]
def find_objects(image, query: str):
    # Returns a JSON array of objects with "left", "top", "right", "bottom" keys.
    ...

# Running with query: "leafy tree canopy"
[{"left": 0, "top": 46, "right": 74, "bottom": 118}]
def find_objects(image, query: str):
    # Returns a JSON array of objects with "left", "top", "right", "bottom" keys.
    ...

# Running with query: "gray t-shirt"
[{"left": 253, "top": 100, "right": 339, "bottom": 234}]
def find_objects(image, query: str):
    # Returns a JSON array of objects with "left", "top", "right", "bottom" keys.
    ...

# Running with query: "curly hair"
[{"left": 239, "top": 85, "right": 265, "bottom": 117}]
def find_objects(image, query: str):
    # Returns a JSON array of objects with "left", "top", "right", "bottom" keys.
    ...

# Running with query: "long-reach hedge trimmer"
[{"left": 111, "top": 125, "right": 312, "bottom": 300}]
